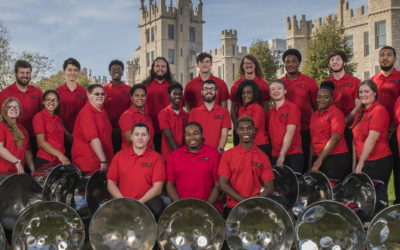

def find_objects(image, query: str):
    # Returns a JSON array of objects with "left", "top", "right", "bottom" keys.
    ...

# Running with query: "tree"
[
  {"left": 303, "top": 17, "right": 357, "bottom": 83},
  {"left": 37, "top": 70, "right": 90, "bottom": 91},
  {"left": 0, "top": 21, "right": 13, "bottom": 89},
  {"left": 249, "top": 40, "right": 277, "bottom": 83}
]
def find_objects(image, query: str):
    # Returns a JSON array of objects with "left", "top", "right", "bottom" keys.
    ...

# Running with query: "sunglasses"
[{"left": 93, "top": 92, "right": 105, "bottom": 97}]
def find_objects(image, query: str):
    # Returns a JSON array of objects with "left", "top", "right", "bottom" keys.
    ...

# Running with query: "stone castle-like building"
[{"left": 286, "top": 0, "right": 400, "bottom": 80}]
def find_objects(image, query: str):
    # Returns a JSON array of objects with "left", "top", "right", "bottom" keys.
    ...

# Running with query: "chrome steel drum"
[
  {"left": 366, "top": 204, "right": 400, "bottom": 249},
  {"left": 158, "top": 198, "right": 225, "bottom": 249},
  {"left": 270, "top": 165, "right": 299, "bottom": 210},
  {"left": 12, "top": 201, "right": 85, "bottom": 249},
  {"left": 86, "top": 170, "right": 112, "bottom": 215},
  {"left": 90, "top": 198, "right": 157, "bottom": 250},
  {"left": 226, "top": 197, "right": 295, "bottom": 250},
  {"left": 0, "top": 222, "right": 6, "bottom": 250},
  {"left": 295, "top": 200, "right": 365, "bottom": 249},
  {"left": 292, "top": 171, "right": 333, "bottom": 216},
  {"left": 0, "top": 173, "right": 42, "bottom": 231},
  {"left": 333, "top": 172, "right": 376, "bottom": 223}
]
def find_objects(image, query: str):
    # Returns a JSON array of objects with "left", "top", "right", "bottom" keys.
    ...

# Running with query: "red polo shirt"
[
  {"left": 352, "top": 101, "right": 391, "bottom": 161},
  {"left": 218, "top": 144, "right": 274, "bottom": 208},
  {"left": 0, "top": 122, "right": 29, "bottom": 173},
  {"left": 188, "top": 104, "right": 231, "bottom": 148},
  {"left": 158, "top": 106, "right": 188, "bottom": 160},
  {"left": 395, "top": 97, "right": 400, "bottom": 152},
  {"left": 267, "top": 100, "right": 302, "bottom": 157},
  {"left": 118, "top": 106, "right": 154, "bottom": 150},
  {"left": 33, "top": 109, "right": 65, "bottom": 165},
  {"left": 107, "top": 148, "right": 165, "bottom": 200},
  {"left": 326, "top": 73, "right": 360, "bottom": 117},
  {"left": 103, "top": 82, "right": 131, "bottom": 128},
  {"left": 0, "top": 83, "right": 42, "bottom": 135},
  {"left": 55, "top": 83, "right": 87, "bottom": 133},
  {"left": 183, "top": 75, "right": 230, "bottom": 109},
  {"left": 238, "top": 103, "right": 269, "bottom": 146},
  {"left": 145, "top": 80, "right": 171, "bottom": 132},
  {"left": 281, "top": 74, "right": 318, "bottom": 131},
  {"left": 167, "top": 144, "right": 220, "bottom": 201},
  {"left": 310, "top": 105, "right": 348, "bottom": 156},
  {"left": 72, "top": 103, "right": 113, "bottom": 172},
  {"left": 230, "top": 76, "right": 269, "bottom": 105},
  {"left": 371, "top": 69, "right": 400, "bottom": 122}
]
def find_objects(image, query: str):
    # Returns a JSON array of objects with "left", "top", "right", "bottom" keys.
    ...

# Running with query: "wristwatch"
[{"left": 14, "top": 159, "right": 21, "bottom": 165}]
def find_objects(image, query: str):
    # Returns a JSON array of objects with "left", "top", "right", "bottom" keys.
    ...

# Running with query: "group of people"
[{"left": 0, "top": 45, "right": 399, "bottom": 218}]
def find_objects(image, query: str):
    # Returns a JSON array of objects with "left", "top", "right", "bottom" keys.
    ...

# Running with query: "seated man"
[
  {"left": 107, "top": 122, "right": 165, "bottom": 218},
  {"left": 219, "top": 116, "right": 274, "bottom": 215},
  {"left": 166, "top": 122, "right": 221, "bottom": 210}
]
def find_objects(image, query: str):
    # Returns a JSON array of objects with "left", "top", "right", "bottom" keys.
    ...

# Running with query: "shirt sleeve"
[
  {"left": 287, "top": 104, "right": 301, "bottom": 126},
  {"left": 370, "top": 106, "right": 390, "bottom": 133},
  {"left": 166, "top": 153, "right": 175, "bottom": 182},
  {"left": 188, "top": 110, "right": 196, "bottom": 123},
  {"left": 218, "top": 151, "right": 231, "bottom": 178},
  {"left": 309, "top": 78, "right": 319, "bottom": 103},
  {"left": 158, "top": 109, "right": 170, "bottom": 130},
  {"left": 211, "top": 149, "right": 221, "bottom": 183},
  {"left": 395, "top": 97, "right": 400, "bottom": 127},
  {"left": 330, "top": 109, "right": 345, "bottom": 135},
  {"left": 118, "top": 111, "right": 134, "bottom": 133},
  {"left": 219, "top": 80, "right": 230, "bottom": 101},
  {"left": 107, "top": 153, "right": 120, "bottom": 183},
  {"left": 261, "top": 156, "right": 274, "bottom": 182},
  {"left": 0, "top": 125, "right": 6, "bottom": 143},
  {"left": 152, "top": 153, "right": 166, "bottom": 183},
  {"left": 79, "top": 111, "right": 100, "bottom": 142},
  {"left": 252, "top": 105, "right": 266, "bottom": 130},
  {"left": 222, "top": 108, "right": 232, "bottom": 129},
  {"left": 32, "top": 113, "right": 45, "bottom": 134}
]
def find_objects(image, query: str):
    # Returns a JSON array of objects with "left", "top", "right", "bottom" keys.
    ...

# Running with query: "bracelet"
[
  {"left": 100, "top": 161, "right": 107, "bottom": 164},
  {"left": 14, "top": 159, "right": 21, "bottom": 165}
]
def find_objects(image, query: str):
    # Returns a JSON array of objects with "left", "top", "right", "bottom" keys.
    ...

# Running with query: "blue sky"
[{"left": 0, "top": 0, "right": 367, "bottom": 79}]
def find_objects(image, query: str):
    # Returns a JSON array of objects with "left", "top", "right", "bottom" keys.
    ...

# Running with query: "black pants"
[
  {"left": 153, "top": 132, "right": 162, "bottom": 153},
  {"left": 145, "top": 195, "right": 165, "bottom": 221},
  {"left": 301, "top": 130, "right": 311, "bottom": 173},
  {"left": 233, "top": 129, "right": 239, "bottom": 146},
  {"left": 362, "top": 155, "right": 393, "bottom": 186},
  {"left": 111, "top": 127, "right": 122, "bottom": 154},
  {"left": 257, "top": 144, "right": 271, "bottom": 158},
  {"left": 271, "top": 153, "right": 304, "bottom": 174},
  {"left": 312, "top": 153, "right": 351, "bottom": 180},
  {"left": 389, "top": 132, "right": 400, "bottom": 204},
  {"left": 344, "top": 127, "right": 353, "bottom": 162}
]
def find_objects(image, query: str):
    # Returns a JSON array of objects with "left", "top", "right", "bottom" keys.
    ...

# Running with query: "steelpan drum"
[
  {"left": 0, "top": 222, "right": 6, "bottom": 250},
  {"left": 366, "top": 204, "right": 400, "bottom": 249},
  {"left": 0, "top": 173, "right": 42, "bottom": 231},
  {"left": 90, "top": 198, "right": 157, "bottom": 250},
  {"left": 226, "top": 197, "right": 295, "bottom": 250},
  {"left": 295, "top": 200, "right": 365, "bottom": 250},
  {"left": 12, "top": 201, "right": 85, "bottom": 249},
  {"left": 270, "top": 166, "right": 299, "bottom": 210},
  {"left": 333, "top": 172, "right": 376, "bottom": 223},
  {"left": 158, "top": 198, "right": 225, "bottom": 250},
  {"left": 292, "top": 171, "right": 333, "bottom": 216}
]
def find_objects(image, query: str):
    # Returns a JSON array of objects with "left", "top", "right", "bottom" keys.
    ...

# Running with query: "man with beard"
[
  {"left": 166, "top": 122, "right": 221, "bottom": 210},
  {"left": 188, "top": 79, "right": 230, "bottom": 152},
  {"left": 0, "top": 60, "right": 43, "bottom": 156},
  {"left": 142, "top": 57, "right": 174, "bottom": 153},
  {"left": 103, "top": 60, "right": 131, "bottom": 153},
  {"left": 372, "top": 46, "right": 400, "bottom": 205},
  {"left": 325, "top": 51, "right": 360, "bottom": 152},
  {"left": 281, "top": 49, "right": 318, "bottom": 171},
  {"left": 183, "top": 52, "right": 230, "bottom": 111},
  {"left": 219, "top": 116, "right": 274, "bottom": 214}
]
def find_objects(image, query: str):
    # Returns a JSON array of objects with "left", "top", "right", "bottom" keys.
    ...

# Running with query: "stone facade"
[{"left": 286, "top": 0, "right": 400, "bottom": 80}]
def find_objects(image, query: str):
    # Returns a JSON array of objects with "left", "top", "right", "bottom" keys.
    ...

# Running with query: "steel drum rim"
[
  {"left": 301, "top": 170, "right": 334, "bottom": 200},
  {"left": 272, "top": 165, "right": 300, "bottom": 208},
  {"left": 85, "top": 170, "right": 110, "bottom": 214},
  {"left": 41, "top": 164, "right": 82, "bottom": 198}
]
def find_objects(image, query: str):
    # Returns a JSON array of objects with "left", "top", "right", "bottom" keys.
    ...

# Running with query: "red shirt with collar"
[
  {"left": 0, "top": 83, "right": 42, "bottom": 134},
  {"left": 371, "top": 69, "right": 400, "bottom": 122},
  {"left": 33, "top": 109, "right": 65, "bottom": 165},
  {"left": 183, "top": 75, "right": 230, "bottom": 109},
  {"left": 158, "top": 106, "right": 188, "bottom": 160},
  {"left": 167, "top": 144, "right": 220, "bottom": 201},
  {"left": 118, "top": 106, "right": 154, "bottom": 150},
  {"left": 238, "top": 103, "right": 269, "bottom": 146},
  {"left": 103, "top": 82, "right": 131, "bottom": 128},
  {"left": 326, "top": 73, "right": 360, "bottom": 117},
  {"left": 145, "top": 80, "right": 171, "bottom": 132},
  {"left": 72, "top": 103, "right": 113, "bottom": 172},
  {"left": 267, "top": 100, "right": 302, "bottom": 157},
  {"left": 107, "top": 147, "right": 165, "bottom": 200},
  {"left": 0, "top": 122, "right": 29, "bottom": 173},
  {"left": 55, "top": 83, "right": 87, "bottom": 133},
  {"left": 218, "top": 144, "right": 274, "bottom": 208},
  {"left": 281, "top": 73, "right": 318, "bottom": 131},
  {"left": 310, "top": 105, "right": 348, "bottom": 156},
  {"left": 188, "top": 104, "right": 231, "bottom": 148},
  {"left": 352, "top": 101, "right": 391, "bottom": 161},
  {"left": 395, "top": 97, "right": 400, "bottom": 152},
  {"left": 230, "top": 76, "right": 269, "bottom": 104}
]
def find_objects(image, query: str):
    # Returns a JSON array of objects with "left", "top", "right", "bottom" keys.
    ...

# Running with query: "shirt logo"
[
  {"left": 32, "top": 94, "right": 39, "bottom": 99},
  {"left": 214, "top": 114, "right": 224, "bottom": 119},
  {"left": 367, "top": 114, "right": 372, "bottom": 119},
  {"left": 252, "top": 162, "right": 263, "bottom": 167},
  {"left": 296, "top": 83, "right": 306, "bottom": 88},
  {"left": 345, "top": 83, "right": 353, "bottom": 87},
  {"left": 198, "top": 157, "right": 209, "bottom": 161},
  {"left": 280, "top": 113, "right": 288, "bottom": 117},
  {"left": 325, "top": 115, "right": 331, "bottom": 120},
  {"left": 390, "top": 80, "right": 400, "bottom": 84},
  {"left": 141, "top": 162, "right": 153, "bottom": 167}
]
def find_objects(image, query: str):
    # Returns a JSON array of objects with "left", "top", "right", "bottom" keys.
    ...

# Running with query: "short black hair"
[
  {"left": 328, "top": 50, "right": 348, "bottom": 63},
  {"left": 202, "top": 79, "right": 217, "bottom": 89},
  {"left": 380, "top": 46, "right": 397, "bottom": 57},
  {"left": 319, "top": 81, "right": 335, "bottom": 95},
  {"left": 131, "top": 122, "right": 149, "bottom": 133},
  {"left": 87, "top": 84, "right": 103, "bottom": 94},
  {"left": 42, "top": 90, "right": 61, "bottom": 114},
  {"left": 196, "top": 52, "right": 213, "bottom": 64},
  {"left": 108, "top": 59, "right": 124, "bottom": 71},
  {"left": 168, "top": 83, "right": 183, "bottom": 94},
  {"left": 130, "top": 84, "right": 147, "bottom": 96},
  {"left": 14, "top": 60, "right": 32, "bottom": 74},
  {"left": 237, "top": 80, "right": 260, "bottom": 105},
  {"left": 282, "top": 49, "right": 302, "bottom": 63},
  {"left": 185, "top": 121, "right": 203, "bottom": 134},
  {"left": 63, "top": 58, "right": 81, "bottom": 71},
  {"left": 236, "top": 116, "right": 255, "bottom": 128}
]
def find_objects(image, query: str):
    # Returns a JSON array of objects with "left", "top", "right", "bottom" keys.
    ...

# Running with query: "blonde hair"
[{"left": 1, "top": 98, "right": 25, "bottom": 147}]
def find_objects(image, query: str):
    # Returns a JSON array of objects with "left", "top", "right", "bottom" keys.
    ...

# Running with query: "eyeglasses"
[
  {"left": 44, "top": 98, "right": 58, "bottom": 103},
  {"left": 7, "top": 105, "right": 20, "bottom": 110},
  {"left": 202, "top": 87, "right": 216, "bottom": 92},
  {"left": 244, "top": 62, "right": 254, "bottom": 66},
  {"left": 93, "top": 92, "right": 105, "bottom": 96}
]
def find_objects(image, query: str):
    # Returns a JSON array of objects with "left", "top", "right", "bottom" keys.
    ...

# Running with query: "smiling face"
[
  {"left": 358, "top": 84, "right": 377, "bottom": 107},
  {"left": 269, "top": 81, "right": 287, "bottom": 102},
  {"left": 329, "top": 55, "right": 346, "bottom": 73},
  {"left": 284, "top": 54, "right": 300, "bottom": 74},
  {"left": 153, "top": 59, "right": 168, "bottom": 78},
  {"left": 197, "top": 57, "right": 212, "bottom": 74},
  {"left": 6, "top": 100, "right": 21, "bottom": 120},
  {"left": 15, "top": 67, "right": 32, "bottom": 87},
  {"left": 184, "top": 124, "right": 202, "bottom": 152},
  {"left": 243, "top": 58, "right": 255, "bottom": 75},
  {"left": 131, "top": 126, "right": 150, "bottom": 150},
  {"left": 242, "top": 85, "right": 253, "bottom": 105},
  {"left": 379, "top": 48, "right": 396, "bottom": 71},
  {"left": 170, "top": 88, "right": 182, "bottom": 107},
  {"left": 201, "top": 82, "right": 217, "bottom": 103},
  {"left": 317, "top": 88, "right": 333, "bottom": 110},
  {"left": 43, "top": 92, "right": 59, "bottom": 114},
  {"left": 131, "top": 88, "right": 146, "bottom": 109},
  {"left": 237, "top": 120, "right": 255, "bottom": 144},
  {"left": 64, "top": 64, "right": 79, "bottom": 83},
  {"left": 88, "top": 87, "right": 105, "bottom": 108},
  {"left": 109, "top": 64, "right": 123, "bottom": 81}
]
